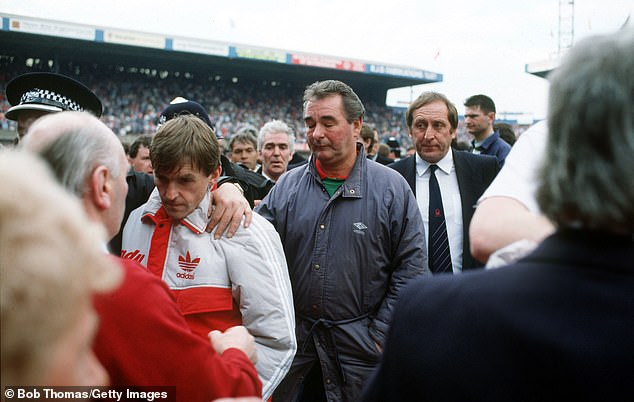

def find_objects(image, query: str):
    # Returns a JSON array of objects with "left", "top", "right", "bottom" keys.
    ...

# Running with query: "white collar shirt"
[{"left": 414, "top": 151, "right": 463, "bottom": 273}]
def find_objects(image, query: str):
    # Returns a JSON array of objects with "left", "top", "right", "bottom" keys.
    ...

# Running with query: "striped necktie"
[{"left": 428, "top": 165, "right": 453, "bottom": 274}]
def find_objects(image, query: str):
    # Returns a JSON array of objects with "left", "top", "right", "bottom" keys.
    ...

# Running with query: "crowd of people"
[
  {"left": 2, "top": 26, "right": 633, "bottom": 402},
  {"left": 0, "top": 60, "right": 529, "bottom": 152}
]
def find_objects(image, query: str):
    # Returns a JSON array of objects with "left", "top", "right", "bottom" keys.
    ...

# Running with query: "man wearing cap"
[
  {"left": 5, "top": 72, "right": 103, "bottom": 143},
  {"left": 159, "top": 97, "right": 273, "bottom": 206}
]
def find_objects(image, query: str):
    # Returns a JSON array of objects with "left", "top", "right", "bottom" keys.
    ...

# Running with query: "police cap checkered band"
[
  {"left": 20, "top": 88, "right": 84, "bottom": 112},
  {"left": 5, "top": 72, "right": 102, "bottom": 121}
]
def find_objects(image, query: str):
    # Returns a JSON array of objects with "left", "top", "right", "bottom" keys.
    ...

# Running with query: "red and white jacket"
[{"left": 122, "top": 189, "right": 296, "bottom": 400}]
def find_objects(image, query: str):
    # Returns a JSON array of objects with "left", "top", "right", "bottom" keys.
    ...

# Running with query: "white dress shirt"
[{"left": 415, "top": 152, "right": 464, "bottom": 273}]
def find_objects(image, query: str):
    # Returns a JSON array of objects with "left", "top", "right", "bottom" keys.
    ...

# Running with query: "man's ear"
[
  {"left": 208, "top": 166, "right": 223, "bottom": 186},
  {"left": 352, "top": 118, "right": 362, "bottom": 140},
  {"left": 89, "top": 165, "right": 112, "bottom": 210}
]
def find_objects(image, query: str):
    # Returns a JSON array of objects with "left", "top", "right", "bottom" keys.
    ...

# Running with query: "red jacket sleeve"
[{"left": 93, "top": 258, "right": 262, "bottom": 401}]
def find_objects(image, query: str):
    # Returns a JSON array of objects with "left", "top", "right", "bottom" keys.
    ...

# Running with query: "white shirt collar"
[{"left": 415, "top": 150, "right": 453, "bottom": 176}]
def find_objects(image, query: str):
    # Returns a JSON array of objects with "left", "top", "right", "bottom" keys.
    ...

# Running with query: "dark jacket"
[
  {"left": 256, "top": 144, "right": 427, "bottom": 401},
  {"left": 221, "top": 155, "right": 273, "bottom": 206},
  {"left": 372, "top": 153, "right": 394, "bottom": 165},
  {"left": 109, "top": 169, "right": 155, "bottom": 255},
  {"left": 389, "top": 150, "right": 499, "bottom": 270},
  {"left": 472, "top": 131, "right": 511, "bottom": 166},
  {"left": 362, "top": 229, "right": 634, "bottom": 402}
]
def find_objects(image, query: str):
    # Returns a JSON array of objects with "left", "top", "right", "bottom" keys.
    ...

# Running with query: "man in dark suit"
[
  {"left": 362, "top": 27, "right": 634, "bottom": 402},
  {"left": 389, "top": 92, "right": 498, "bottom": 272}
]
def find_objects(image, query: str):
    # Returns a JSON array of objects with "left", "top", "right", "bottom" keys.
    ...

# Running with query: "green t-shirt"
[{"left": 322, "top": 177, "right": 346, "bottom": 197}]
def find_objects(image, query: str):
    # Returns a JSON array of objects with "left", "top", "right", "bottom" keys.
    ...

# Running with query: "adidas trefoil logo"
[{"left": 177, "top": 251, "right": 200, "bottom": 280}]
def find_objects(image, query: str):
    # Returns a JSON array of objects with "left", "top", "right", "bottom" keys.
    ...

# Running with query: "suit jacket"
[
  {"left": 361, "top": 229, "right": 634, "bottom": 402},
  {"left": 389, "top": 149, "right": 499, "bottom": 270},
  {"left": 373, "top": 153, "right": 395, "bottom": 165}
]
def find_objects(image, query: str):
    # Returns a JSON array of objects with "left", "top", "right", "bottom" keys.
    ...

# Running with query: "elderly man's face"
[
  {"left": 304, "top": 95, "right": 361, "bottom": 169},
  {"left": 260, "top": 131, "right": 293, "bottom": 181},
  {"left": 409, "top": 100, "right": 455, "bottom": 164}
]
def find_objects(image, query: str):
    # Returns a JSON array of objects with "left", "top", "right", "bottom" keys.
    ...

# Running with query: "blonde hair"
[{"left": 0, "top": 150, "right": 121, "bottom": 386}]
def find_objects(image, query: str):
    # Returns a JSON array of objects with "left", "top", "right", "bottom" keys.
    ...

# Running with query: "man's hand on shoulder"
[{"left": 207, "top": 182, "right": 252, "bottom": 239}]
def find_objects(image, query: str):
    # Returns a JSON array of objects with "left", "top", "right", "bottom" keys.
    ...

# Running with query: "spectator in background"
[
  {"left": 1, "top": 149, "right": 119, "bottom": 387},
  {"left": 256, "top": 80, "right": 427, "bottom": 401},
  {"left": 362, "top": 27, "right": 634, "bottom": 402},
  {"left": 494, "top": 122, "right": 516, "bottom": 146},
  {"left": 386, "top": 136, "right": 401, "bottom": 160},
  {"left": 359, "top": 123, "right": 377, "bottom": 157},
  {"left": 451, "top": 138, "right": 471, "bottom": 151},
  {"left": 390, "top": 91, "right": 499, "bottom": 273},
  {"left": 4, "top": 72, "right": 102, "bottom": 144},
  {"left": 377, "top": 143, "right": 392, "bottom": 162},
  {"left": 128, "top": 134, "right": 153, "bottom": 175},
  {"left": 405, "top": 145, "right": 416, "bottom": 157},
  {"left": 464, "top": 94, "right": 511, "bottom": 166},
  {"left": 257, "top": 119, "right": 295, "bottom": 183},
  {"left": 22, "top": 111, "right": 262, "bottom": 400},
  {"left": 122, "top": 115, "right": 296, "bottom": 401},
  {"left": 230, "top": 125, "right": 260, "bottom": 172},
  {"left": 360, "top": 123, "right": 393, "bottom": 165},
  {"left": 120, "top": 140, "right": 130, "bottom": 157}
]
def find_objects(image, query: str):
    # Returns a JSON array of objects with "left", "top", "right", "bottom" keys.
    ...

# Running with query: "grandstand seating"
[{"left": 2, "top": 61, "right": 505, "bottom": 150}]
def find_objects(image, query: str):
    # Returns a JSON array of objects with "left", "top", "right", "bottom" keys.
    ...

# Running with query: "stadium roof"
[
  {"left": 524, "top": 57, "right": 559, "bottom": 79},
  {"left": 1, "top": 13, "right": 443, "bottom": 104}
]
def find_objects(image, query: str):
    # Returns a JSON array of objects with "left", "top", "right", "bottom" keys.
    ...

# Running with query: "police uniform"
[{"left": 5, "top": 72, "right": 102, "bottom": 119}]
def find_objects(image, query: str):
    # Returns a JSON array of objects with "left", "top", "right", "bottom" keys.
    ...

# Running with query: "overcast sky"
[{"left": 3, "top": 0, "right": 631, "bottom": 120}]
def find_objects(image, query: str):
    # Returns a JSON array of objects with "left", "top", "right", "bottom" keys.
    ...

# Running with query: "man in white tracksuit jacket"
[{"left": 121, "top": 114, "right": 296, "bottom": 400}]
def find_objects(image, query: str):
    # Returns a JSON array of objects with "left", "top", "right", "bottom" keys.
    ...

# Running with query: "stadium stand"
[{"left": 1, "top": 60, "right": 417, "bottom": 151}]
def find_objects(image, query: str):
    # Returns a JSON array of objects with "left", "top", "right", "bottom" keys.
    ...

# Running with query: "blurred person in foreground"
[
  {"left": 256, "top": 80, "right": 427, "bottom": 401},
  {"left": 469, "top": 120, "right": 554, "bottom": 266},
  {"left": 122, "top": 115, "right": 296, "bottom": 401},
  {"left": 362, "top": 27, "right": 634, "bottom": 402},
  {"left": 1, "top": 150, "right": 119, "bottom": 388},
  {"left": 22, "top": 112, "right": 262, "bottom": 401}
]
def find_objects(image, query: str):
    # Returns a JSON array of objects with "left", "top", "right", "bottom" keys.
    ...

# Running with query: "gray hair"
[
  {"left": 258, "top": 120, "right": 295, "bottom": 152},
  {"left": 303, "top": 80, "right": 365, "bottom": 123},
  {"left": 23, "top": 112, "right": 124, "bottom": 198},
  {"left": 537, "top": 27, "right": 634, "bottom": 232}
]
